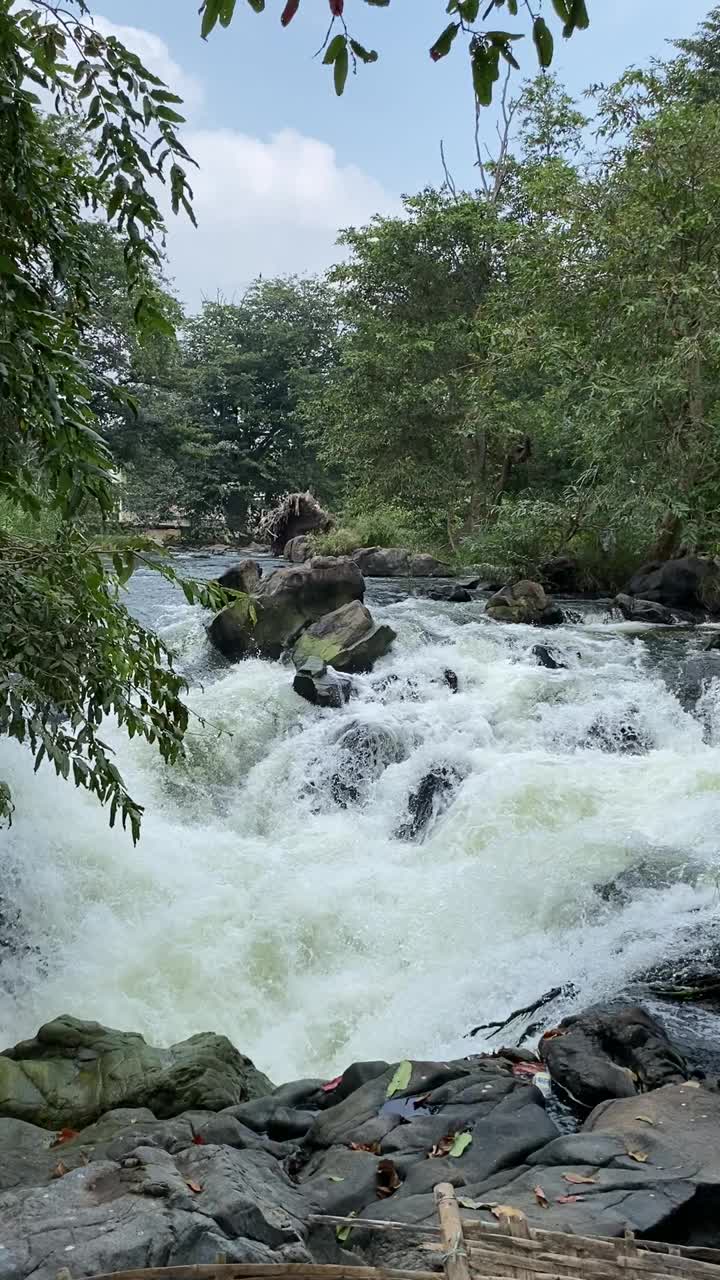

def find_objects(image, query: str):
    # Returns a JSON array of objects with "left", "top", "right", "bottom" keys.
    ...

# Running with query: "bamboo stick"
[{"left": 434, "top": 1184, "right": 472, "bottom": 1280}]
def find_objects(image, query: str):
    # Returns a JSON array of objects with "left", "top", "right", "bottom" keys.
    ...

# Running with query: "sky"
[{"left": 92, "top": 0, "right": 712, "bottom": 309}]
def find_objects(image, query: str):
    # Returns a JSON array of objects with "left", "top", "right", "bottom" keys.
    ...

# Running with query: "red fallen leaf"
[
  {"left": 540, "top": 1027, "right": 565, "bottom": 1043},
  {"left": 281, "top": 0, "right": 300, "bottom": 24},
  {"left": 350, "top": 1141, "right": 381, "bottom": 1154},
  {"left": 556, "top": 1194, "right": 586, "bottom": 1204},
  {"left": 377, "top": 1159, "right": 401, "bottom": 1199},
  {"left": 192, "top": 1134, "right": 206, "bottom": 1145},
  {"left": 534, "top": 1184, "right": 549, "bottom": 1209},
  {"left": 429, "top": 1133, "right": 454, "bottom": 1159},
  {"left": 186, "top": 1179, "right": 203, "bottom": 1194},
  {"left": 51, "top": 1128, "right": 79, "bottom": 1147},
  {"left": 51, "top": 1160, "right": 68, "bottom": 1179},
  {"left": 329, "top": 0, "right": 344, "bottom": 13},
  {"left": 512, "top": 1062, "right": 543, "bottom": 1078},
  {"left": 322, "top": 1075, "right": 343, "bottom": 1093}
]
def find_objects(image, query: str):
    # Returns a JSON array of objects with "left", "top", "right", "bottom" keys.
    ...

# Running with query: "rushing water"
[{"left": 1, "top": 552, "right": 720, "bottom": 1083}]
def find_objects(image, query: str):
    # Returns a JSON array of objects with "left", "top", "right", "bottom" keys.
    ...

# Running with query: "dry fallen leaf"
[
  {"left": 350, "top": 1141, "right": 381, "bottom": 1155},
  {"left": 51, "top": 1161, "right": 68, "bottom": 1179},
  {"left": 185, "top": 1179, "right": 203, "bottom": 1194},
  {"left": 635, "top": 1116, "right": 655, "bottom": 1126},
  {"left": 627, "top": 1150, "right": 649, "bottom": 1163},
  {"left": 492, "top": 1205, "right": 526, "bottom": 1221},
  {"left": 534, "top": 1184, "right": 550, "bottom": 1209},
  {"left": 327, "top": 1175, "right": 345, "bottom": 1183},
  {"left": 457, "top": 1197, "right": 498, "bottom": 1211},
  {"left": 51, "top": 1128, "right": 79, "bottom": 1148},
  {"left": 556, "top": 1194, "right": 585, "bottom": 1205},
  {"left": 429, "top": 1134, "right": 454, "bottom": 1159},
  {"left": 563, "top": 1172, "right": 597, "bottom": 1185},
  {"left": 377, "top": 1159, "right": 401, "bottom": 1199}
]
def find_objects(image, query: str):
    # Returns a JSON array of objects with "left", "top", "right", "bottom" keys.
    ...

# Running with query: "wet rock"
[
  {"left": 216, "top": 559, "right": 262, "bottom": 594},
  {"left": 541, "top": 555, "right": 580, "bottom": 594},
  {"left": 586, "top": 706, "right": 649, "bottom": 754},
  {"left": 444, "top": 668, "right": 459, "bottom": 692},
  {"left": 486, "top": 580, "right": 564, "bottom": 626},
  {"left": 292, "top": 600, "right": 396, "bottom": 674},
  {"left": 531, "top": 644, "right": 566, "bottom": 670},
  {"left": 541, "top": 1005, "right": 687, "bottom": 1109},
  {"left": 0, "top": 1015, "right": 273, "bottom": 1129},
  {"left": 625, "top": 556, "right": 720, "bottom": 615},
  {"left": 614, "top": 593, "right": 681, "bottom": 625},
  {"left": 594, "top": 857, "right": 700, "bottom": 908},
  {"left": 706, "top": 633, "right": 720, "bottom": 651},
  {"left": 208, "top": 557, "right": 364, "bottom": 662},
  {"left": 676, "top": 652, "right": 720, "bottom": 710},
  {"left": 351, "top": 547, "right": 452, "bottom": 578},
  {"left": 422, "top": 584, "right": 472, "bottom": 603},
  {"left": 284, "top": 535, "right": 313, "bottom": 563},
  {"left": 329, "top": 719, "right": 407, "bottom": 807},
  {"left": 396, "top": 765, "right": 463, "bottom": 840},
  {"left": 293, "top": 658, "right": 353, "bottom": 710}
]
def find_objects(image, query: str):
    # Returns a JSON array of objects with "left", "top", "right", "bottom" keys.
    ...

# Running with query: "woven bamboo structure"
[{"left": 83, "top": 1183, "right": 720, "bottom": 1280}]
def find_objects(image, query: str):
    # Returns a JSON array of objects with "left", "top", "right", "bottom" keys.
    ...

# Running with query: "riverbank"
[{"left": 2, "top": 987, "right": 720, "bottom": 1276}]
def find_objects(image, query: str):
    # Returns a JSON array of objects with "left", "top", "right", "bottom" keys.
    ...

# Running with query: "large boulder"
[
  {"left": 625, "top": 556, "right": 720, "bottom": 614},
  {"left": 216, "top": 559, "right": 262, "bottom": 594},
  {"left": 293, "top": 657, "right": 353, "bottom": 709},
  {"left": 352, "top": 547, "right": 451, "bottom": 578},
  {"left": 284, "top": 535, "right": 313, "bottom": 564},
  {"left": 0, "top": 1015, "right": 273, "bottom": 1129},
  {"left": 292, "top": 600, "right": 396, "bottom": 674},
  {"left": 541, "top": 1005, "right": 687, "bottom": 1109},
  {"left": 258, "top": 491, "right": 333, "bottom": 556},
  {"left": 486, "top": 580, "right": 564, "bottom": 626},
  {"left": 614, "top": 593, "right": 681, "bottom": 625},
  {"left": 208, "top": 557, "right": 365, "bottom": 662}
]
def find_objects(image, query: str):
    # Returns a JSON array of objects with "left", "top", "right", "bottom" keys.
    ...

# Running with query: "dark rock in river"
[
  {"left": 293, "top": 657, "right": 353, "bottom": 709},
  {"left": 444, "top": 668, "right": 459, "bottom": 692},
  {"left": 208, "top": 557, "right": 364, "bottom": 661},
  {"left": 329, "top": 719, "right": 407, "bottom": 807},
  {"left": 594, "top": 855, "right": 700, "bottom": 907},
  {"left": 614, "top": 592, "right": 681, "bottom": 625},
  {"left": 625, "top": 556, "right": 720, "bottom": 615},
  {"left": 216, "top": 558, "right": 262, "bottom": 594},
  {"left": 351, "top": 546, "right": 452, "bottom": 578},
  {"left": 586, "top": 705, "right": 649, "bottom": 754},
  {"left": 422, "top": 583, "right": 473, "bottom": 603},
  {"left": 486, "top": 580, "right": 564, "bottom": 626},
  {"left": 292, "top": 599, "right": 396, "bottom": 673},
  {"left": 531, "top": 644, "right": 566, "bottom": 670},
  {"left": 0, "top": 1015, "right": 274, "bottom": 1129},
  {"left": 541, "top": 1005, "right": 688, "bottom": 1109},
  {"left": 396, "top": 765, "right": 463, "bottom": 840},
  {"left": 706, "top": 633, "right": 720, "bottom": 651},
  {"left": 675, "top": 652, "right": 720, "bottom": 710}
]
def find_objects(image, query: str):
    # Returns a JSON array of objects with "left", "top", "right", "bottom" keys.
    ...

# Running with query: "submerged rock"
[
  {"left": 0, "top": 1015, "right": 274, "bottom": 1129},
  {"left": 351, "top": 547, "right": 451, "bottom": 578},
  {"left": 396, "top": 765, "right": 463, "bottom": 840},
  {"left": 208, "top": 557, "right": 364, "bottom": 661},
  {"left": 486, "top": 580, "right": 564, "bottom": 626},
  {"left": 625, "top": 556, "right": 720, "bottom": 615},
  {"left": 329, "top": 719, "right": 407, "bottom": 807},
  {"left": 216, "top": 559, "right": 262, "bottom": 594},
  {"left": 531, "top": 644, "right": 566, "bottom": 670},
  {"left": 292, "top": 600, "right": 396, "bottom": 674},
  {"left": 594, "top": 856, "right": 700, "bottom": 907}
]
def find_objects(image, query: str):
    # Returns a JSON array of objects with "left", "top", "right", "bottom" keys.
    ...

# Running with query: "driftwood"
[{"left": 466, "top": 984, "right": 578, "bottom": 1043}]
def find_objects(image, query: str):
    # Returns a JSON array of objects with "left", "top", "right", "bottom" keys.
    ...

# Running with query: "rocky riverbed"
[{"left": 2, "top": 994, "right": 720, "bottom": 1279}]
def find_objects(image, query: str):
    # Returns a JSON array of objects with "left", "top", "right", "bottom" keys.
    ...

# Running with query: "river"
[{"left": 1, "top": 552, "right": 719, "bottom": 1083}]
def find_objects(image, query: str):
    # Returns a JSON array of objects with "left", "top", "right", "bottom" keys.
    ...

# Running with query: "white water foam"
[{"left": 1, "top": 586, "right": 719, "bottom": 1083}]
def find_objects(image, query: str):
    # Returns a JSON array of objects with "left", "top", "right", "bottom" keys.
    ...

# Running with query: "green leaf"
[
  {"left": 323, "top": 34, "right": 346, "bottom": 64},
  {"left": 350, "top": 39, "right": 378, "bottom": 64},
  {"left": 551, "top": 0, "right": 570, "bottom": 19},
  {"left": 336, "top": 1214, "right": 356, "bottom": 1242},
  {"left": 430, "top": 22, "right": 459, "bottom": 61},
  {"left": 533, "top": 16, "right": 554, "bottom": 68},
  {"left": 449, "top": 1131, "right": 473, "bottom": 1158},
  {"left": 564, "top": 0, "right": 589, "bottom": 35},
  {"left": 334, "top": 42, "right": 349, "bottom": 95},
  {"left": 507, "top": 0, "right": 518, "bottom": 13},
  {"left": 200, "top": 0, "right": 222, "bottom": 38},
  {"left": 458, "top": 0, "right": 480, "bottom": 19},
  {"left": 219, "top": 0, "right": 237, "bottom": 25},
  {"left": 386, "top": 1060, "right": 412, "bottom": 1097},
  {"left": 246, "top": 0, "right": 265, "bottom": 10},
  {"left": 328, "top": 1175, "right": 345, "bottom": 1182}
]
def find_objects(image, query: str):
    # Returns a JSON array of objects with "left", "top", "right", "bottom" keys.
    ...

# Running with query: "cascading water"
[{"left": 1, "top": 553, "right": 719, "bottom": 1083}]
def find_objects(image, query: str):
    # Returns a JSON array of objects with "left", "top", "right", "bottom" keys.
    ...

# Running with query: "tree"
[
  {"left": 0, "top": 3, "right": 228, "bottom": 839},
  {"left": 198, "top": 0, "right": 591, "bottom": 106}
]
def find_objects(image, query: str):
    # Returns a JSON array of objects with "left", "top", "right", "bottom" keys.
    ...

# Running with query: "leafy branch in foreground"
[
  {"left": 198, "top": 0, "right": 590, "bottom": 103},
  {"left": 0, "top": 529, "right": 241, "bottom": 842}
]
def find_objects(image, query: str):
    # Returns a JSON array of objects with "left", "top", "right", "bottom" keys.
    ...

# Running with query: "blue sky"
[{"left": 94, "top": 0, "right": 712, "bottom": 307}]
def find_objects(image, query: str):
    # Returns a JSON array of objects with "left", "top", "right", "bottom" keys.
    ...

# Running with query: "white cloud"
[
  {"left": 94, "top": 16, "right": 204, "bottom": 111},
  {"left": 163, "top": 127, "right": 400, "bottom": 308},
  {"left": 87, "top": 18, "right": 398, "bottom": 309}
]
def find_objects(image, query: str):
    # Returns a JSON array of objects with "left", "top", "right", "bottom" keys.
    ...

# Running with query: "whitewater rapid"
[{"left": 1, "top": 555, "right": 719, "bottom": 1083}]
